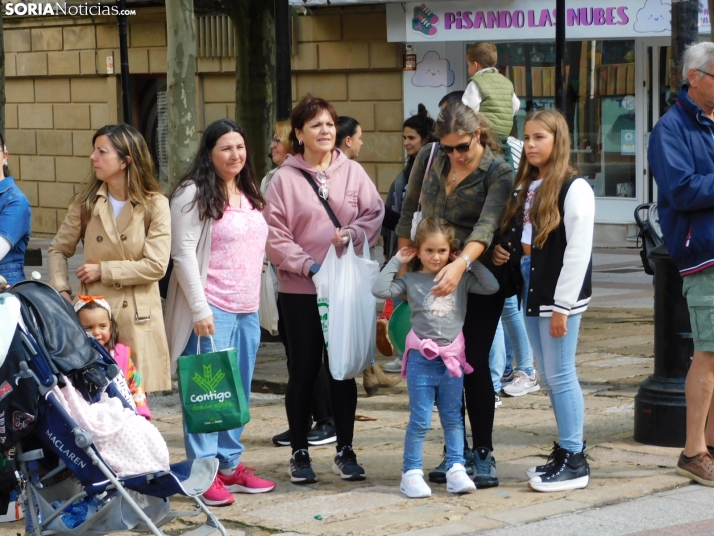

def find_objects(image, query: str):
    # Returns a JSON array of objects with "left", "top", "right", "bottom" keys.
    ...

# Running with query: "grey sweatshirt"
[{"left": 372, "top": 257, "right": 499, "bottom": 346}]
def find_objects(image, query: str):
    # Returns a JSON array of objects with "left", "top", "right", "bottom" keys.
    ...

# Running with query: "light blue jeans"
[
  {"left": 182, "top": 304, "right": 260, "bottom": 471},
  {"left": 488, "top": 319, "right": 506, "bottom": 392},
  {"left": 403, "top": 349, "right": 465, "bottom": 472},
  {"left": 502, "top": 294, "right": 535, "bottom": 377},
  {"left": 520, "top": 255, "right": 584, "bottom": 452}
]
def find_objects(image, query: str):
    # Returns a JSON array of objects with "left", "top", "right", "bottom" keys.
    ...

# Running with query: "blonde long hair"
[
  {"left": 74, "top": 124, "right": 162, "bottom": 213},
  {"left": 502, "top": 109, "right": 579, "bottom": 248}
]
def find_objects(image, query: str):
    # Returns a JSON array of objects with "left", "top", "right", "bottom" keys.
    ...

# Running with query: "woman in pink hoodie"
[{"left": 264, "top": 95, "right": 384, "bottom": 485}]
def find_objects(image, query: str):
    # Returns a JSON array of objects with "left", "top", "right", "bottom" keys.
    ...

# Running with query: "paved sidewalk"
[{"left": 3, "top": 245, "right": 698, "bottom": 536}]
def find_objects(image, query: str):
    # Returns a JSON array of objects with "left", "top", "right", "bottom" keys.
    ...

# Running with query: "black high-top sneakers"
[{"left": 528, "top": 446, "right": 590, "bottom": 492}]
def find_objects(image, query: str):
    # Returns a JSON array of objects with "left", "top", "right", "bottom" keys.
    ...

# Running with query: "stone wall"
[
  {"left": 4, "top": 5, "right": 402, "bottom": 235},
  {"left": 4, "top": 9, "right": 168, "bottom": 235},
  {"left": 191, "top": 5, "right": 405, "bottom": 196}
]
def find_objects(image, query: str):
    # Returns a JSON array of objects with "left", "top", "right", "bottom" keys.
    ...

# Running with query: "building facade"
[{"left": 4, "top": 3, "right": 404, "bottom": 236}]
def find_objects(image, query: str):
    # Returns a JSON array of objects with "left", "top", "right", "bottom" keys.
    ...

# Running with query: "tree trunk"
[
  {"left": 670, "top": 0, "right": 700, "bottom": 104},
  {"left": 0, "top": 15, "right": 6, "bottom": 136},
  {"left": 226, "top": 1, "right": 276, "bottom": 181},
  {"left": 166, "top": 0, "right": 199, "bottom": 191}
]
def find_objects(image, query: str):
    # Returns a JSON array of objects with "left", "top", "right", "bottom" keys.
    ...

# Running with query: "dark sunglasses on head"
[{"left": 439, "top": 135, "right": 474, "bottom": 154}]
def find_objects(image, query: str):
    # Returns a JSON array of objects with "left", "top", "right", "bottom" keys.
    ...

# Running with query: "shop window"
[{"left": 492, "top": 40, "right": 637, "bottom": 198}]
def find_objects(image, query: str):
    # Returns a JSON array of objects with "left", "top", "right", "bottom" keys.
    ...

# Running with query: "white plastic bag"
[
  {"left": 313, "top": 232, "right": 379, "bottom": 380},
  {"left": 258, "top": 259, "right": 280, "bottom": 336}
]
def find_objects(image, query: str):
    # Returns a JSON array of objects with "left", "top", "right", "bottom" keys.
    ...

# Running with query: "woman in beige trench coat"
[{"left": 48, "top": 124, "right": 171, "bottom": 392}]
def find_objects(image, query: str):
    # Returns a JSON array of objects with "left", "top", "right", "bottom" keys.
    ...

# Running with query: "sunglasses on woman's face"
[{"left": 439, "top": 135, "right": 474, "bottom": 154}]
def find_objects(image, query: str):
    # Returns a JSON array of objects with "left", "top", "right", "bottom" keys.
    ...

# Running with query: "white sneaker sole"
[
  {"left": 447, "top": 481, "right": 476, "bottom": 494},
  {"left": 224, "top": 483, "right": 275, "bottom": 494},
  {"left": 528, "top": 474, "right": 589, "bottom": 492},
  {"left": 308, "top": 435, "right": 337, "bottom": 446},
  {"left": 525, "top": 468, "right": 546, "bottom": 479},
  {"left": 400, "top": 484, "right": 431, "bottom": 498},
  {"left": 504, "top": 384, "right": 541, "bottom": 397},
  {"left": 199, "top": 495, "right": 235, "bottom": 507},
  {"left": 332, "top": 463, "right": 366, "bottom": 481}
]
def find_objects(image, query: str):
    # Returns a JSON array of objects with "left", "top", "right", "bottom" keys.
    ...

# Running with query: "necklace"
[{"left": 450, "top": 150, "right": 484, "bottom": 183}]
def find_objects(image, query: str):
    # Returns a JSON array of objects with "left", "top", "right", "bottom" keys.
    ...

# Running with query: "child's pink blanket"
[{"left": 52, "top": 377, "right": 170, "bottom": 477}]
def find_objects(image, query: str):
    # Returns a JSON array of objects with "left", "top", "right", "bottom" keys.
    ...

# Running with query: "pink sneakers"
[
  {"left": 200, "top": 478, "right": 235, "bottom": 507},
  {"left": 218, "top": 463, "right": 276, "bottom": 494}
]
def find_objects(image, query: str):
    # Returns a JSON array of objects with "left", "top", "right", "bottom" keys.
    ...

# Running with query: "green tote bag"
[{"left": 178, "top": 336, "right": 250, "bottom": 434}]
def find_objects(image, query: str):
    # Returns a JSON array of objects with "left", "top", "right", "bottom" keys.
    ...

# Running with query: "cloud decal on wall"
[
  {"left": 634, "top": 0, "right": 671, "bottom": 32},
  {"left": 411, "top": 51, "right": 455, "bottom": 88}
]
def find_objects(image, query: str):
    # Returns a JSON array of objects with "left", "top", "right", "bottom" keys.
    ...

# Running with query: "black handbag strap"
[{"left": 299, "top": 169, "right": 342, "bottom": 228}]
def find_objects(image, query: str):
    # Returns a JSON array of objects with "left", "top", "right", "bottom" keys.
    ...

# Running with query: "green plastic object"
[{"left": 387, "top": 301, "right": 412, "bottom": 356}]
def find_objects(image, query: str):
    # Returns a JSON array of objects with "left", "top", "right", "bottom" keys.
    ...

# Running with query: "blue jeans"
[
  {"left": 501, "top": 294, "right": 535, "bottom": 377},
  {"left": 182, "top": 304, "right": 260, "bottom": 470},
  {"left": 403, "top": 350, "right": 465, "bottom": 472},
  {"left": 520, "top": 255, "right": 584, "bottom": 452},
  {"left": 488, "top": 319, "right": 506, "bottom": 392}
]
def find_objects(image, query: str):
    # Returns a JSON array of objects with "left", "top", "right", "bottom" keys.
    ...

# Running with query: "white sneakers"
[
  {"left": 446, "top": 463, "right": 476, "bottom": 494},
  {"left": 401, "top": 469, "right": 431, "bottom": 498},
  {"left": 401, "top": 464, "right": 475, "bottom": 498},
  {"left": 503, "top": 370, "right": 541, "bottom": 397}
]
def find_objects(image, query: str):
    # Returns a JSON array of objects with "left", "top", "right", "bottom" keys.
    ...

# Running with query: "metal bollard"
[{"left": 634, "top": 243, "right": 692, "bottom": 447}]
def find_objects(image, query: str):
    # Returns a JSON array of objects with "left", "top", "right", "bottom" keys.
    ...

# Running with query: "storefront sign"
[{"left": 401, "top": 0, "right": 710, "bottom": 42}]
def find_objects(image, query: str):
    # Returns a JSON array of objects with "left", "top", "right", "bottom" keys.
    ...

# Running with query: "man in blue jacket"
[{"left": 649, "top": 42, "right": 714, "bottom": 487}]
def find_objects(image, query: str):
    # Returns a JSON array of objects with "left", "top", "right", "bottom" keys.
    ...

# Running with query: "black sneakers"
[
  {"left": 290, "top": 449, "right": 317, "bottom": 484},
  {"left": 272, "top": 429, "right": 291, "bottom": 447},
  {"left": 526, "top": 441, "right": 563, "bottom": 478},
  {"left": 307, "top": 420, "right": 337, "bottom": 446},
  {"left": 472, "top": 447, "right": 499, "bottom": 489},
  {"left": 528, "top": 446, "right": 590, "bottom": 492},
  {"left": 332, "top": 446, "right": 366, "bottom": 481}
]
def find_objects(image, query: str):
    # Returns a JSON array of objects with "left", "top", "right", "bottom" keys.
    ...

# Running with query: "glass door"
[
  {"left": 496, "top": 40, "right": 644, "bottom": 223},
  {"left": 640, "top": 38, "right": 671, "bottom": 205}
]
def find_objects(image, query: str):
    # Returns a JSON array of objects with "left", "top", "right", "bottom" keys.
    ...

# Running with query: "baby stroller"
[{"left": 0, "top": 280, "right": 226, "bottom": 536}]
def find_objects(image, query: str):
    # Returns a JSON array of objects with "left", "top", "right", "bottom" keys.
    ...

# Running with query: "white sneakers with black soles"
[
  {"left": 332, "top": 445, "right": 366, "bottom": 481},
  {"left": 528, "top": 446, "right": 590, "bottom": 492},
  {"left": 289, "top": 449, "right": 317, "bottom": 484}
]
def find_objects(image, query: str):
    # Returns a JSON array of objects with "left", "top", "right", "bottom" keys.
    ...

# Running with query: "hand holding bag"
[
  {"left": 313, "top": 231, "right": 379, "bottom": 380},
  {"left": 410, "top": 142, "right": 439, "bottom": 241},
  {"left": 178, "top": 336, "right": 250, "bottom": 434}
]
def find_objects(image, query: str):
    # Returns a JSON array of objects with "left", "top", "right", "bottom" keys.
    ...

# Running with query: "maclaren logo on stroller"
[
  {"left": 190, "top": 364, "right": 232, "bottom": 405},
  {"left": 45, "top": 429, "right": 87, "bottom": 469}
]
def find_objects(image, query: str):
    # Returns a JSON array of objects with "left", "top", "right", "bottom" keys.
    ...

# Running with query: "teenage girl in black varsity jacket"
[{"left": 493, "top": 109, "right": 594, "bottom": 493}]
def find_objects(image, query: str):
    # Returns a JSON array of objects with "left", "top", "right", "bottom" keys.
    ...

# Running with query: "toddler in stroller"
[
  {"left": 0, "top": 281, "right": 227, "bottom": 536},
  {"left": 74, "top": 295, "right": 151, "bottom": 420}
]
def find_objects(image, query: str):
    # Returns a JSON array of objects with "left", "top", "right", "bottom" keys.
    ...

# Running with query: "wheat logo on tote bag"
[{"left": 178, "top": 336, "right": 250, "bottom": 434}]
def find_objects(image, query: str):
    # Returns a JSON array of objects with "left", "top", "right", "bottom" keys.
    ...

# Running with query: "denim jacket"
[{"left": 0, "top": 177, "right": 31, "bottom": 285}]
